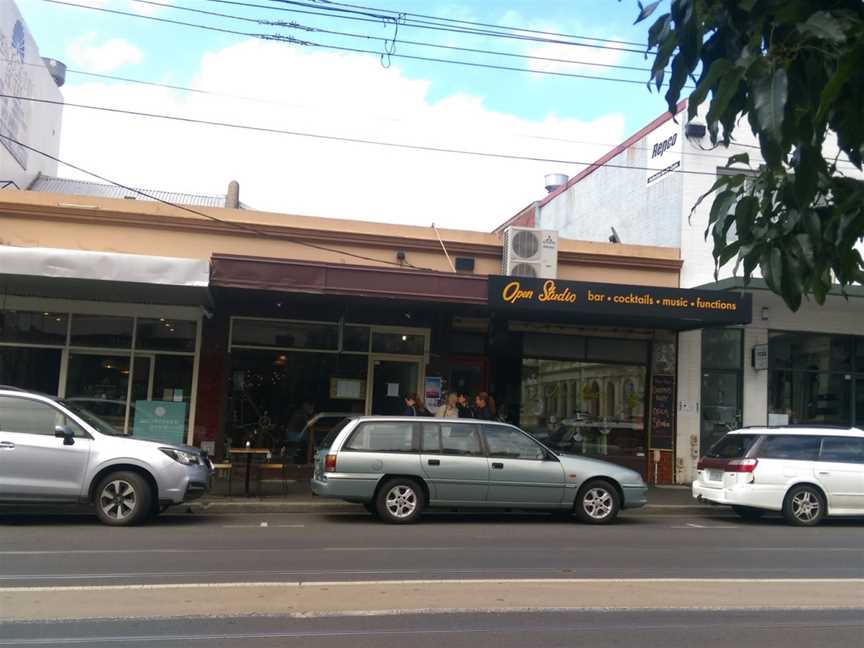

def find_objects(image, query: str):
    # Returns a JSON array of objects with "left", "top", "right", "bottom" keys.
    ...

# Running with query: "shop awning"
[
  {"left": 0, "top": 245, "right": 211, "bottom": 305},
  {"left": 211, "top": 254, "right": 488, "bottom": 304}
]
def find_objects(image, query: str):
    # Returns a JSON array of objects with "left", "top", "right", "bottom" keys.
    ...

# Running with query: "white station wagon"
[{"left": 693, "top": 427, "right": 864, "bottom": 525}]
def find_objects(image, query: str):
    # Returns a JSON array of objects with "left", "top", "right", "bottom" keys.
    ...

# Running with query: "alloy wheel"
[
  {"left": 385, "top": 485, "right": 417, "bottom": 519},
  {"left": 791, "top": 490, "right": 821, "bottom": 523},
  {"left": 99, "top": 479, "right": 137, "bottom": 522},
  {"left": 582, "top": 487, "right": 614, "bottom": 520}
]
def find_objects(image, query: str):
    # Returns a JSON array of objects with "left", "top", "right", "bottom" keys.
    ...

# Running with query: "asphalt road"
[
  {"left": 2, "top": 610, "right": 864, "bottom": 647},
  {"left": 0, "top": 508, "right": 862, "bottom": 586}
]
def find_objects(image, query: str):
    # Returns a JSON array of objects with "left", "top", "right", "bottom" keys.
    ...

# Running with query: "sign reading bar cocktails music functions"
[{"left": 488, "top": 276, "right": 752, "bottom": 327}]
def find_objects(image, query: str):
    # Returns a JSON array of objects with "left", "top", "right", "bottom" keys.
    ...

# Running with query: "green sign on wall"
[{"left": 132, "top": 400, "right": 187, "bottom": 445}]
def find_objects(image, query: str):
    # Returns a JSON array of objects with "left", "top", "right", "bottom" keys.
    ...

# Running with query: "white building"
[
  {"left": 0, "top": 0, "right": 64, "bottom": 190},
  {"left": 498, "top": 100, "right": 864, "bottom": 483}
]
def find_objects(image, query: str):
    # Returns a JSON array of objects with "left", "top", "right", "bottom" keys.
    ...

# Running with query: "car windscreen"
[
  {"left": 61, "top": 400, "right": 126, "bottom": 436},
  {"left": 317, "top": 417, "right": 350, "bottom": 449},
  {"left": 705, "top": 434, "right": 759, "bottom": 459}
]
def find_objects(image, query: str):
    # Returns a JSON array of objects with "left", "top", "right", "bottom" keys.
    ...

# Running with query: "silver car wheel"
[
  {"left": 99, "top": 479, "right": 137, "bottom": 521},
  {"left": 385, "top": 484, "right": 417, "bottom": 519},
  {"left": 791, "top": 490, "right": 821, "bottom": 523},
  {"left": 582, "top": 487, "right": 614, "bottom": 520}
]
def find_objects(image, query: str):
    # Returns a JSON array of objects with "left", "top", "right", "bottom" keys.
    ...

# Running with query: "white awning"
[{"left": 0, "top": 245, "right": 209, "bottom": 287}]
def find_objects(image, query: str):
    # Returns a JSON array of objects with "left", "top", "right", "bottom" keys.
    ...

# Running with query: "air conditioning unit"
[{"left": 502, "top": 226, "right": 558, "bottom": 278}]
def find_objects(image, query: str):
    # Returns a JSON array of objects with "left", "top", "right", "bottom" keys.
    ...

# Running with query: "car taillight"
[
  {"left": 727, "top": 458, "right": 758, "bottom": 473},
  {"left": 324, "top": 454, "right": 337, "bottom": 472}
]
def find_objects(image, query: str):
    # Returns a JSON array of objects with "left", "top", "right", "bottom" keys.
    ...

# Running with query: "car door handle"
[
  {"left": 0, "top": 441, "right": 15, "bottom": 449},
  {"left": 817, "top": 471, "right": 830, "bottom": 476},
  {"left": 492, "top": 462, "right": 504, "bottom": 469},
  {"left": 427, "top": 459, "right": 440, "bottom": 466}
]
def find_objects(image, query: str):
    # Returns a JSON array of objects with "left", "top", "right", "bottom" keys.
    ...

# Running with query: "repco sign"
[{"left": 645, "top": 120, "right": 682, "bottom": 187}]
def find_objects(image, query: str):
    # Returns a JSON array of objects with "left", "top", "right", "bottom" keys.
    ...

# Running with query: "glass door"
[
  {"left": 369, "top": 358, "right": 422, "bottom": 415},
  {"left": 65, "top": 352, "right": 131, "bottom": 433}
]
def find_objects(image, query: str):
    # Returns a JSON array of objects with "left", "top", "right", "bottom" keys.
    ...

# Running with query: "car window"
[
  {"left": 440, "top": 423, "right": 482, "bottom": 456},
  {"left": 344, "top": 422, "right": 417, "bottom": 453},
  {"left": 757, "top": 435, "right": 820, "bottom": 461},
  {"left": 0, "top": 396, "right": 84, "bottom": 437},
  {"left": 421, "top": 423, "right": 440, "bottom": 453},
  {"left": 706, "top": 434, "right": 759, "bottom": 459},
  {"left": 483, "top": 425, "right": 545, "bottom": 460},
  {"left": 819, "top": 437, "right": 864, "bottom": 464},
  {"left": 318, "top": 418, "right": 350, "bottom": 449}
]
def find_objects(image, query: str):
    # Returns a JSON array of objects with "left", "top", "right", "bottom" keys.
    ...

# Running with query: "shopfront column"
[{"left": 742, "top": 326, "right": 768, "bottom": 427}]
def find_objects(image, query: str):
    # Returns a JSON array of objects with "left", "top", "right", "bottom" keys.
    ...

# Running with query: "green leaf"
[
  {"left": 798, "top": 11, "right": 847, "bottom": 43},
  {"left": 752, "top": 66, "right": 789, "bottom": 145},
  {"left": 688, "top": 59, "right": 732, "bottom": 119},
  {"left": 705, "top": 68, "right": 744, "bottom": 137},
  {"left": 635, "top": 1, "right": 662, "bottom": 25},
  {"left": 795, "top": 233, "right": 816, "bottom": 269},
  {"left": 815, "top": 53, "right": 854, "bottom": 125},
  {"left": 707, "top": 190, "right": 737, "bottom": 231},
  {"left": 718, "top": 240, "right": 742, "bottom": 266}
]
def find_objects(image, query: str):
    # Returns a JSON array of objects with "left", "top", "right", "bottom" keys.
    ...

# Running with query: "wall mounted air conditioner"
[{"left": 502, "top": 226, "right": 558, "bottom": 278}]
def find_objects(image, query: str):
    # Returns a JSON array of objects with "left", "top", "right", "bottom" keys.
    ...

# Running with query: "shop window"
[
  {"left": 342, "top": 326, "right": 370, "bottom": 352},
  {"left": 70, "top": 315, "right": 133, "bottom": 349},
  {"left": 523, "top": 334, "right": 586, "bottom": 361},
  {"left": 768, "top": 371, "right": 852, "bottom": 426},
  {"left": 0, "top": 310, "right": 67, "bottom": 345},
  {"left": 371, "top": 332, "right": 425, "bottom": 355},
  {"left": 586, "top": 338, "right": 649, "bottom": 364},
  {"left": 65, "top": 354, "right": 131, "bottom": 432},
  {"left": 448, "top": 332, "right": 486, "bottom": 355},
  {"left": 701, "top": 328, "right": 743, "bottom": 453},
  {"left": 769, "top": 332, "right": 853, "bottom": 372},
  {"left": 136, "top": 318, "right": 196, "bottom": 352},
  {"left": 232, "top": 319, "right": 338, "bottom": 351},
  {"left": 702, "top": 329, "right": 744, "bottom": 370},
  {"left": 0, "top": 347, "right": 61, "bottom": 394}
]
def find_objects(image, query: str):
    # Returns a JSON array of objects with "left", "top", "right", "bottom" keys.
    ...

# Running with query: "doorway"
[{"left": 369, "top": 358, "right": 421, "bottom": 415}]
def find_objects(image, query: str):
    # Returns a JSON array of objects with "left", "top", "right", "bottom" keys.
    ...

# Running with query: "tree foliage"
[{"left": 633, "top": 0, "right": 864, "bottom": 310}]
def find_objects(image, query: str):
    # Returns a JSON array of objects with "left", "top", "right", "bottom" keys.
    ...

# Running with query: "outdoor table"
[{"left": 227, "top": 448, "right": 270, "bottom": 496}]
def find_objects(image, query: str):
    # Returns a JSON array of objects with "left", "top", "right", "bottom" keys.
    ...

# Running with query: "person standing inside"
[
  {"left": 402, "top": 394, "right": 418, "bottom": 416},
  {"left": 436, "top": 392, "right": 459, "bottom": 418},
  {"left": 456, "top": 392, "right": 474, "bottom": 418},
  {"left": 473, "top": 392, "right": 497, "bottom": 421},
  {"left": 415, "top": 394, "right": 432, "bottom": 417}
]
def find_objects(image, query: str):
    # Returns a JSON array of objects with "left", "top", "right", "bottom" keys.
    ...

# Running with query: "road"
[{"left": 1, "top": 506, "right": 862, "bottom": 646}]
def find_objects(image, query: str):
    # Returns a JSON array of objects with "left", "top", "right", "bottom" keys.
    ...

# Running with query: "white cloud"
[
  {"left": 66, "top": 33, "right": 143, "bottom": 73},
  {"left": 127, "top": 0, "right": 172, "bottom": 17},
  {"left": 58, "top": 40, "right": 626, "bottom": 231}
]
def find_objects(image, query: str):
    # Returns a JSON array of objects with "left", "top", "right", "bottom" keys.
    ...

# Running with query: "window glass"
[
  {"left": 768, "top": 371, "right": 852, "bottom": 426},
  {"left": 757, "top": 435, "right": 820, "bottom": 461},
  {"left": 136, "top": 319, "right": 196, "bottom": 352},
  {"left": 819, "top": 437, "right": 864, "bottom": 463},
  {"left": 318, "top": 417, "right": 351, "bottom": 450},
  {"left": 701, "top": 371, "right": 742, "bottom": 452},
  {"left": 440, "top": 423, "right": 482, "bottom": 456},
  {"left": 586, "top": 338, "right": 649, "bottom": 364},
  {"left": 702, "top": 329, "right": 743, "bottom": 370},
  {"left": 232, "top": 319, "right": 338, "bottom": 350},
  {"left": 421, "top": 423, "right": 440, "bottom": 453},
  {"left": 523, "top": 334, "right": 586, "bottom": 361},
  {"left": 483, "top": 426, "right": 545, "bottom": 460},
  {"left": 342, "top": 326, "right": 370, "bottom": 352},
  {"left": 0, "top": 396, "right": 83, "bottom": 436},
  {"left": 0, "top": 310, "right": 67, "bottom": 345},
  {"left": 70, "top": 315, "right": 133, "bottom": 348},
  {"left": 769, "top": 333, "right": 852, "bottom": 372},
  {"left": 344, "top": 422, "right": 416, "bottom": 452},
  {"left": 0, "top": 347, "right": 61, "bottom": 394},
  {"left": 371, "top": 332, "right": 425, "bottom": 355},
  {"left": 706, "top": 434, "right": 759, "bottom": 459}
]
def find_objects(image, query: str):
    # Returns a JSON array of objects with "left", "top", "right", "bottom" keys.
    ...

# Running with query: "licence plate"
[{"left": 707, "top": 469, "right": 724, "bottom": 482}]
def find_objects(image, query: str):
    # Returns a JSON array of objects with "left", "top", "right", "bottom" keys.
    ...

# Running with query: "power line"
[
  {"left": 0, "top": 92, "right": 723, "bottom": 178},
  {"left": 286, "top": 0, "right": 649, "bottom": 47},
  {"left": 46, "top": 1, "right": 659, "bottom": 86},
  {"left": 0, "top": 132, "right": 435, "bottom": 271},
  {"left": 126, "top": 0, "right": 657, "bottom": 74}
]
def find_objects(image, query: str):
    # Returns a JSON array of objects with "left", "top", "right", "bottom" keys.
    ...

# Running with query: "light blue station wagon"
[{"left": 312, "top": 417, "right": 648, "bottom": 523}]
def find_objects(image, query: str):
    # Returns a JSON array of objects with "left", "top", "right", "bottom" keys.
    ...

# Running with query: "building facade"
[{"left": 499, "top": 102, "right": 864, "bottom": 483}]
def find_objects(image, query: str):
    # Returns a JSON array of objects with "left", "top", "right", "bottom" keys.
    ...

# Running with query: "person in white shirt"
[{"left": 435, "top": 392, "right": 460, "bottom": 418}]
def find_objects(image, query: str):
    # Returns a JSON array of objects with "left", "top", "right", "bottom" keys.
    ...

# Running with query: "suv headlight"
[{"left": 160, "top": 447, "right": 201, "bottom": 465}]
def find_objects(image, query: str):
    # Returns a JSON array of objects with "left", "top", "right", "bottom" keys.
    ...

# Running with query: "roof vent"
[
  {"left": 42, "top": 58, "right": 66, "bottom": 87},
  {"left": 544, "top": 173, "right": 568, "bottom": 194},
  {"left": 225, "top": 180, "right": 240, "bottom": 208}
]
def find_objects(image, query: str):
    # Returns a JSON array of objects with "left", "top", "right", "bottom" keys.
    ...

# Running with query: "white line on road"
[{"left": 3, "top": 577, "right": 863, "bottom": 593}]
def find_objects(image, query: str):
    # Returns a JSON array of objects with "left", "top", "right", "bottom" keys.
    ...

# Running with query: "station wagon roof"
[{"left": 727, "top": 426, "right": 864, "bottom": 437}]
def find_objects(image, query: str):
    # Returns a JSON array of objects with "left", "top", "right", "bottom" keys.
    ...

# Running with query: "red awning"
[{"left": 210, "top": 254, "right": 488, "bottom": 305}]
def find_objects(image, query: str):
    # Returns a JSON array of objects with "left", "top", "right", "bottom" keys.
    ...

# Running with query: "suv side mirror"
[{"left": 54, "top": 425, "right": 75, "bottom": 446}]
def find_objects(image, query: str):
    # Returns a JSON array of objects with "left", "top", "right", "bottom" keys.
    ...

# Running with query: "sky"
[{"left": 19, "top": 0, "right": 674, "bottom": 230}]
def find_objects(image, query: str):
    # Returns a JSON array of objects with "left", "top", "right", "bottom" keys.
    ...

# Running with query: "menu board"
[{"left": 650, "top": 374, "right": 675, "bottom": 450}]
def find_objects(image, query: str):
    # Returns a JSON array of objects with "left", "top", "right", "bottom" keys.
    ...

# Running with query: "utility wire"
[
  {"left": 47, "top": 1, "right": 663, "bottom": 86},
  {"left": 0, "top": 92, "right": 722, "bottom": 178},
  {"left": 0, "top": 132, "right": 435, "bottom": 271},
  {"left": 286, "top": 0, "right": 648, "bottom": 47}
]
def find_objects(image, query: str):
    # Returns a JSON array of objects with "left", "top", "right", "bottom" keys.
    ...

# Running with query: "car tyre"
[
  {"left": 363, "top": 502, "right": 379, "bottom": 518},
  {"left": 575, "top": 479, "right": 620, "bottom": 524},
  {"left": 94, "top": 471, "right": 152, "bottom": 526},
  {"left": 783, "top": 484, "right": 826, "bottom": 527},
  {"left": 376, "top": 478, "right": 424, "bottom": 524},
  {"left": 731, "top": 505, "right": 764, "bottom": 522}
]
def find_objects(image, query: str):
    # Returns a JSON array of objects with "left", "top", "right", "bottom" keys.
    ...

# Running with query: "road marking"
[
  {"left": 219, "top": 523, "right": 305, "bottom": 528},
  {"left": 3, "top": 577, "right": 863, "bottom": 593}
]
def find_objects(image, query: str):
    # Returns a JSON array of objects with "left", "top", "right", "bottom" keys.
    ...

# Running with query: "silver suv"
[
  {"left": 0, "top": 388, "right": 212, "bottom": 525},
  {"left": 312, "top": 417, "right": 648, "bottom": 523}
]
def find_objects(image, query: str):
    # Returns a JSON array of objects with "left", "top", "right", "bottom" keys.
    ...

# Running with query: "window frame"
[
  {"left": 435, "top": 422, "right": 484, "bottom": 457},
  {"left": 0, "top": 395, "right": 90, "bottom": 438},
  {"left": 481, "top": 424, "right": 549, "bottom": 461}
]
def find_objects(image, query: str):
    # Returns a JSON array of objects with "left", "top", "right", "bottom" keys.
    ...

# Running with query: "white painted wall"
[
  {"left": 675, "top": 329, "right": 702, "bottom": 484},
  {"left": 0, "top": 0, "right": 62, "bottom": 189}
]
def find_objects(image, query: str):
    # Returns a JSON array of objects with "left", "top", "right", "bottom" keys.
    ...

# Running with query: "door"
[
  {"left": 815, "top": 436, "right": 864, "bottom": 512},
  {"left": 481, "top": 424, "right": 566, "bottom": 506},
  {"left": 0, "top": 396, "right": 91, "bottom": 500},
  {"left": 420, "top": 422, "right": 489, "bottom": 504},
  {"left": 65, "top": 352, "right": 131, "bottom": 433},
  {"left": 370, "top": 358, "right": 420, "bottom": 415}
]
